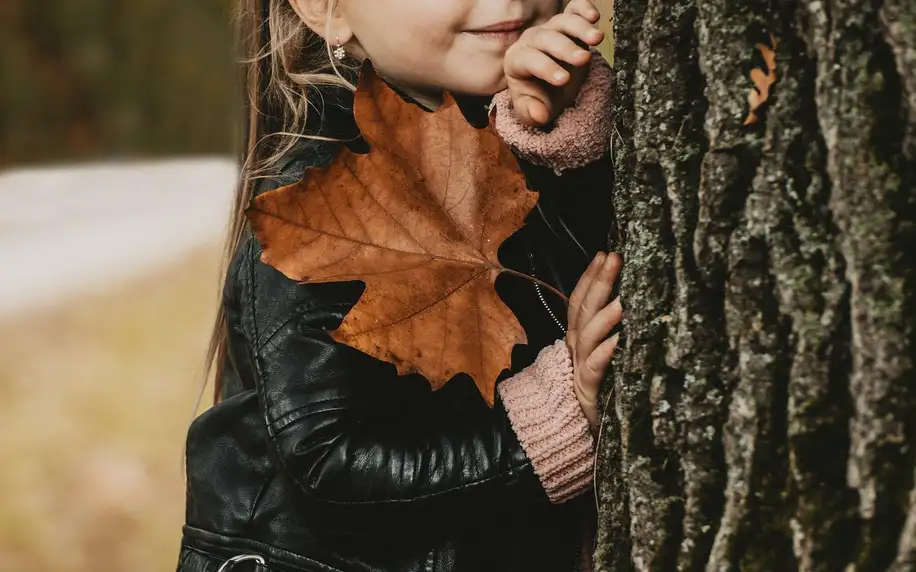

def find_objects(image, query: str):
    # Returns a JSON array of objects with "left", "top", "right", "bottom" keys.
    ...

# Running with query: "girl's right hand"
[
  {"left": 566, "top": 252, "right": 623, "bottom": 433},
  {"left": 503, "top": 0, "right": 605, "bottom": 126}
]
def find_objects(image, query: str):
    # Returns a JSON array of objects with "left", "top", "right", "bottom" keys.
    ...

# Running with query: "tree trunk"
[{"left": 596, "top": 0, "right": 916, "bottom": 570}]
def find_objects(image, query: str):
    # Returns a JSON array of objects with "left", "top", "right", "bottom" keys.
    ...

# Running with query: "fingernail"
[
  {"left": 574, "top": 49, "right": 589, "bottom": 59},
  {"left": 554, "top": 70, "right": 568, "bottom": 82},
  {"left": 603, "top": 254, "right": 616, "bottom": 269},
  {"left": 610, "top": 332, "right": 620, "bottom": 346}
]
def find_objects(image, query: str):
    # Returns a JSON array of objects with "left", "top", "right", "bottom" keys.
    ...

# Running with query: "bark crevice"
[{"left": 600, "top": 0, "right": 916, "bottom": 570}]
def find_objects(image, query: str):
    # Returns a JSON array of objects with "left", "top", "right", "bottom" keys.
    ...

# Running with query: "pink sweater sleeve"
[
  {"left": 497, "top": 340, "right": 595, "bottom": 503},
  {"left": 491, "top": 51, "right": 613, "bottom": 175}
]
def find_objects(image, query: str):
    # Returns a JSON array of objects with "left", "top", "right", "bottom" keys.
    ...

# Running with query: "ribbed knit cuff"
[
  {"left": 491, "top": 50, "right": 613, "bottom": 175},
  {"left": 497, "top": 340, "right": 595, "bottom": 503}
]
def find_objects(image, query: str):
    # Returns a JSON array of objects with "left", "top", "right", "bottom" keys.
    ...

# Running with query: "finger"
[
  {"left": 582, "top": 332, "right": 621, "bottom": 384},
  {"left": 506, "top": 78, "right": 554, "bottom": 126},
  {"left": 568, "top": 253, "right": 605, "bottom": 326},
  {"left": 568, "top": 252, "right": 607, "bottom": 351},
  {"left": 576, "top": 252, "right": 622, "bottom": 331},
  {"left": 543, "top": 12, "right": 605, "bottom": 47},
  {"left": 577, "top": 295, "right": 622, "bottom": 356},
  {"left": 565, "top": 0, "right": 601, "bottom": 24},
  {"left": 525, "top": 28, "right": 592, "bottom": 68},
  {"left": 504, "top": 44, "right": 572, "bottom": 86},
  {"left": 568, "top": 252, "right": 606, "bottom": 332},
  {"left": 516, "top": 95, "right": 552, "bottom": 126}
]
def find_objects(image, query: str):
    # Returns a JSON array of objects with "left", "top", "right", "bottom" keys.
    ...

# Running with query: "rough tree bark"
[{"left": 595, "top": 0, "right": 916, "bottom": 570}]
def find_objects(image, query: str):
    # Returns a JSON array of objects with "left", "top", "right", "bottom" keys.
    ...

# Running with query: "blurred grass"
[{"left": 0, "top": 246, "right": 221, "bottom": 571}]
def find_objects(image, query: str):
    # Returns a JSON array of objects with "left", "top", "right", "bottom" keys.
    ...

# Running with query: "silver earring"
[{"left": 333, "top": 36, "right": 346, "bottom": 61}]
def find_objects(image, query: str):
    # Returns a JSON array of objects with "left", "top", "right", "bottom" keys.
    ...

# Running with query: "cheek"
[
  {"left": 347, "top": 0, "right": 457, "bottom": 54},
  {"left": 444, "top": 46, "right": 509, "bottom": 94},
  {"left": 350, "top": 8, "right": 457, "bottom": 74}
]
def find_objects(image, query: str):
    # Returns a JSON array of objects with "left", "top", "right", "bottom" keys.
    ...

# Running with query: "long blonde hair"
[{"left": 204, "top": 0, "right": 353, "bottom": 405}]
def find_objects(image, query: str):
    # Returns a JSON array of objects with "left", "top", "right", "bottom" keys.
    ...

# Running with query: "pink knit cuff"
[
  {"left": 497, "top": 340, "right": 595, "bottom": 503},
  {"left": 491, "top": 50, "right": 613, "bottom": 174}
]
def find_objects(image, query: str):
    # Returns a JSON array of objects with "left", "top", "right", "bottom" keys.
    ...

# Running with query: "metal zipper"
[
  {"left": 528, "top": 252, "right": 567, "bottom": 335},
  {"left": 217, "top": 554, "right": 267, "bottom": 572},
  {"left": 533, "top": 279, "right": 566, "bottom": 334}
]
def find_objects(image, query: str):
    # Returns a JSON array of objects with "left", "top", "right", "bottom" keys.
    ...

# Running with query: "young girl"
[{"left": 179, "top": 1, "right": 621, "bottom": 570}]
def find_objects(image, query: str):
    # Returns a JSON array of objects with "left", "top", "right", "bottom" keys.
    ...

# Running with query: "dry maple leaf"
[
  {"left": 247, "top": 63, "right": 541, "bottom": 406},
  {"left": 744, "top": 34, "right": 778, "bottom": 126}
]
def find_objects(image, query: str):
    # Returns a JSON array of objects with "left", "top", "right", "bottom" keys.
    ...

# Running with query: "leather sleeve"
[
  {"left": 235, "top": 235, "right": 548, "bottom": 532},
  {"left": 232, "top": 147, "right": 550, "bottom": 532}
]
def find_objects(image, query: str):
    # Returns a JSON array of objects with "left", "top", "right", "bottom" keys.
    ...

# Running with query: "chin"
[
  {"left": 439, "top": 56, "right": 508, "bottom": 96},
  {"left": 450, "top": 75, "right": 509, "bottom": 97}
]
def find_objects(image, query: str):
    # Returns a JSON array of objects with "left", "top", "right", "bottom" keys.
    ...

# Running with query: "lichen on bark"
[{"left": 598, "top": 0, "right": 916, "bottom": 570}]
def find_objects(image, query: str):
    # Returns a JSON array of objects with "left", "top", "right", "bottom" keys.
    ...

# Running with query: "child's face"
[{"left": 339, "top": 0, "right": 564, "bottom": 97}]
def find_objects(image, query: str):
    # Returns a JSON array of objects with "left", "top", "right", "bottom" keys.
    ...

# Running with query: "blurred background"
[
  {"left": 1, "top": 1, "right": 238, "bottom": 571},
  {"left": 0, "top": 0, "right": 237, "bottom": 165},
  {"left": 0, "top": 1, "right": 612, "bottom": 570}
]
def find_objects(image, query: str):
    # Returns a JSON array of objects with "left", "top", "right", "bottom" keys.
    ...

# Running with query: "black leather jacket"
[{"left": 177, "top": 96, "right": 613, "bottom": 572}]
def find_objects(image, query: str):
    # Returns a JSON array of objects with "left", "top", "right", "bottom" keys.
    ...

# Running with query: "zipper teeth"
[
  {"left": 528, "top": 251, "right": 566, "bottom": 335},
  {"left": 533, "top": 280, "right": 566, "bottom": 334},
  {"left": 528, "top": 252, "right": 566, "bottom": 335}
]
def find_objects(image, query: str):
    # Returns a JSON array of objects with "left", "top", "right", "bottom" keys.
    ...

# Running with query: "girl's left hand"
[
  {"left": 503, "top": 0, "right": 605, "bottom": 127},
  {"left": 566, "top": 251, "right": 623, "bottom": 434}
]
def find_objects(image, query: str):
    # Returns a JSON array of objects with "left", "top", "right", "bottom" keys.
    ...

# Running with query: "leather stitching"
[{"left": 242, "top": 237, "right": 261, "bottom": 349}]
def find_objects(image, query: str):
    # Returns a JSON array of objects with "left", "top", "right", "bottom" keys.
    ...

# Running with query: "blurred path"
[{"left": 0, "top": 158, "right": 238, "bottom": 316}]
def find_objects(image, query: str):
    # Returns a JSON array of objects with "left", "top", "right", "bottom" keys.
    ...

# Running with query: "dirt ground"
[{"left": 0, "top": 245, "right": 222, "bottom": 571}]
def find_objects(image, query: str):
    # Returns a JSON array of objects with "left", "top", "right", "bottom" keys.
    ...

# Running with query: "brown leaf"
[
  {"left": 744, "top": 34, "right": 778, "bottom": 126},
  {"left": 246, "top": 63, "right": 539, "bottom": 405}
]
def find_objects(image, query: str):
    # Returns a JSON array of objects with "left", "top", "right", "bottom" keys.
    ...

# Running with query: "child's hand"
[
  {"left": 567, "top": 251, "right": 623, "bottom": 433},
  {"left": 504, "top": 0, "right": 605, "bottom": 127}
]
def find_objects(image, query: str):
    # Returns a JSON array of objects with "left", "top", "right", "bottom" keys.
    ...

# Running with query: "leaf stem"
[{"left": 500, "top": 268, "right": 570, "bottom": 304}]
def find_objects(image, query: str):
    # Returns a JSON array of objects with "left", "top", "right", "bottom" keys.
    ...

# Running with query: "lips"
[
  {"left": 464, "top": 18, "right": 531, "bottom": 45},
  {"left": 469, "top": 18, "right": 529, "bottom": 33}
]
